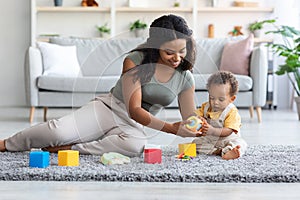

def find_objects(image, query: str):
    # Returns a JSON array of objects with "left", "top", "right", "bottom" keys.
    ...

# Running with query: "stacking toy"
[{"left": 185, "top": 116, "right": 203, "bottom": 132}]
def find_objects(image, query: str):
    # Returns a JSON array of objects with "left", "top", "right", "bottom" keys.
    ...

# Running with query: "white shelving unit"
[{"left": 31, "top": 0, "right": 274, "bottom": 45}]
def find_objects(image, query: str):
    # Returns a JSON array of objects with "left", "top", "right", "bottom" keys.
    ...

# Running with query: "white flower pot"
[
  {"left": 99, "top": 32, "right": 110, "bottom": 39},
  {"left": 134, "top": 29, "right": 145, "bottom": 37},
  {"left": 253, "top": 30, "right": 262, "bottom": 38}
]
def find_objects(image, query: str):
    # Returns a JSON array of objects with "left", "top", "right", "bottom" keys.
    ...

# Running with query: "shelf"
[
  {"left": 197, "top": 7, "right": 274, "bottom": 12},
  {"left": 116, "top": 7, "right": 192, "bottom": 13},
  {"left": 254, "top": 38, "right": 273, "bottom": 43},
  {"left": 36, "top": 6, "right": 273, "bottom": 13},
  {"left": 36, "top": 7, "right": 110, "bottom": 13},
  {"left": 32, "top": 0, "right": 274, "bottom": 45}
]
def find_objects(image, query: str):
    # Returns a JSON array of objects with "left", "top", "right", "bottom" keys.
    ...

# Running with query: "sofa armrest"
[
  {"left": 249, "top": 45, "right": 268, "bottom": 107},
  {"left": 24, "top": 47, "right": 43, "bottom": 106}
]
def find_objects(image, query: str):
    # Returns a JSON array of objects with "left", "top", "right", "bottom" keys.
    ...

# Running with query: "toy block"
[
  {"left": 144, "top": 144, "right": 162, "bottom": 164},
  {"left": 178, "top": 143, "right": 196, "bottom": 157},
  {"left": 29, "top": 151, "right": 50, "bottom": 168},
  {"left": 144, "top": 148, "right": 162, "bottom": 164},
  {"left": 58, "top": 150, "right": 79, "bottom": 166}
]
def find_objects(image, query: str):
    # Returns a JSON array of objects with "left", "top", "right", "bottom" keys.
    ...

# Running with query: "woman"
[{"left": 0, "top": 14, "right": 200, "bottom": 157}]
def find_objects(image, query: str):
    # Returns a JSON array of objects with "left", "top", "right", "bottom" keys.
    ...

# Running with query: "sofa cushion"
[
  {"left": 194, "top": 38, "right": 227, "bottom": 74},
  {"left": 50, "top": 37, "right": 145, "bottom": 76},
  {"left": 220, "top": 34, "right": 254, "bottom": 75},
  {"left": 37, "top": 76, "right": 119, "bottom": 93},
  {"left": 37, "top": 42, "right": 81, "bottom": 77},
  {"left": 193, "top": 74, "right": 252, "bottom": 91}
]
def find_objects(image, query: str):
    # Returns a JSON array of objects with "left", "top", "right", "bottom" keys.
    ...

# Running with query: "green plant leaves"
[
  {"left": 248, "top": 19, "right": 276, "bottom": 31},
  {"left": 130, "top": 19, "right": 147, "bottom": 31},
  {"left": 267, "top": 24, "right": 300, "bottom": 96}
]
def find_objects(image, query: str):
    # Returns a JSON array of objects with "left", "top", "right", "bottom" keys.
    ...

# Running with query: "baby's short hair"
[{"left": 206, "top": 71, "right": 239, "bottom": 96}]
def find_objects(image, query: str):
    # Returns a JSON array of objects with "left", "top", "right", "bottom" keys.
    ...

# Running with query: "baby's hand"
[{"left": 199, "top": 118, "right": 209, "bottom": 135}]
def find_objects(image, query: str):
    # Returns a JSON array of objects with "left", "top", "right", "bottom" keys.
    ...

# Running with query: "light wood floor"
[{"left": 0, "top": 106, "right": 299, "bottom": 200}]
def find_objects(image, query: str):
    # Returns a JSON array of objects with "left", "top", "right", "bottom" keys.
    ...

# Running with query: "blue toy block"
[{"left": 29, "top": 151, "right": 50, "bottom": 168}]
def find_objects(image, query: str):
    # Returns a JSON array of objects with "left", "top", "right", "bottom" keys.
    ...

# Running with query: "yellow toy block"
[
  {"left": 58, "top": 150, "right": 79, "bottom": 166},
  {"left": 178, "top": 143, "right": 196, "bottom": 157}
]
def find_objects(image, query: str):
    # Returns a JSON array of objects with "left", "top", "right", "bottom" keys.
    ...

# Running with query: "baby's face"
[{"left": 208, "top": 83, "right": 235, "bottom": 112}]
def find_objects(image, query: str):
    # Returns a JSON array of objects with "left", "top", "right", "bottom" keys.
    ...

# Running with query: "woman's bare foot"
[
  {"left": 0, "top": 140, "right": 6, "bottom": 152},
  {"left": 222, "top": 145, "right": 241, "bottom": 160}
]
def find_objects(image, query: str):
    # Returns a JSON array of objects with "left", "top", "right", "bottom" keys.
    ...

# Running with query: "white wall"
[
  {"left": 0, "top": 0, "right": 298, "bottom": 108},
  {"left": 0, "top": 0, "right": 30, "bottom": 106}
]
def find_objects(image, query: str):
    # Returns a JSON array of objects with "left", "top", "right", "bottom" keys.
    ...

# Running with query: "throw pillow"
[
  {"left": 37, "top": 42, "right": 81, "bottom": 77},
  {"left": 219, "top": 34, "right": 254, "bottom": 75}
]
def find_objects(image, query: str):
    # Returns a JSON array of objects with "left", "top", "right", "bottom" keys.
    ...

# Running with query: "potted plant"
[
  {"left": 266, "top": 25, "right": 300, "bottom": 120},
  {"left": 130, "top": 19, "right": 147, "bottom": 37},
  {"left": 96, "top": 23, "right": 110, "bottom": 38},
  {"left": 248, "top": 19, "right": 276, "bottom": 37},
  {"left": 174, "top": 0, "right": 180, "bottom": 7}
]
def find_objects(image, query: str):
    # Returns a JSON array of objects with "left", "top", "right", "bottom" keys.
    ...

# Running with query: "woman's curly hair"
[{"left": 131, "top": 14, "right": 196, "bottom": 85}]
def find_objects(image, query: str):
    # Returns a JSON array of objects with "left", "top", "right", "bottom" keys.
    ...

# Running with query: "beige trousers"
[{"left": 5, "top": 94, "right": 147, "bottom": 156}]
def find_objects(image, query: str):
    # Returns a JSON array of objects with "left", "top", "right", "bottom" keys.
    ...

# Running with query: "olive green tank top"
[{"left": 111, "top": 51, "right": 194, "bottom": 115}]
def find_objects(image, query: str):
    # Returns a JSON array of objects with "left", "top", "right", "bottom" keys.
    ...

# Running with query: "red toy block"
[{"left": 144, "top": 148, "right": 162, "bottom": 164}]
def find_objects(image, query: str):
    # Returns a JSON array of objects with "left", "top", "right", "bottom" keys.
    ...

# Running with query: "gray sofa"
[{"left": 25, "top": 36, "right": 267, "bottom": 123}]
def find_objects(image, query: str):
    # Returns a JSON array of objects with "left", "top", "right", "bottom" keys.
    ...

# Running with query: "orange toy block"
[
  {"left": 178, "top": 143, "right": 196, "bottom": 157},
  {"left": 58, "top": 150, "right": 79, "bottom": 166}
]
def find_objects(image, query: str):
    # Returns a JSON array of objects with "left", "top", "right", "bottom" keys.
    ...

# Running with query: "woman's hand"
[{"left": 172, "top": 121, "right": 202, "bottom": 137}]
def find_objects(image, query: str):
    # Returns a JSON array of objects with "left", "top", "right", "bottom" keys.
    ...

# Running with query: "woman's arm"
[
  {"left": 122, "top": 58, "right": 199, "bottom": 137},
  {"left": 178, "top": 85, "right": 196, "bottom": 120}
]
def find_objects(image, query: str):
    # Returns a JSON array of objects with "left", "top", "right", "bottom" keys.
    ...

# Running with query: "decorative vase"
[
  {"left": 54, "top": 0, "right": 63, "bottom": 6},
  {"left": 294, "top": 96, "right": 300, "bottom": 121}
]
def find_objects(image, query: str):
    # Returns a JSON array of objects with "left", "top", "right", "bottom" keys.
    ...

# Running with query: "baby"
[{"left": 192, "top": 71, "right": 247, "bottom": 160}]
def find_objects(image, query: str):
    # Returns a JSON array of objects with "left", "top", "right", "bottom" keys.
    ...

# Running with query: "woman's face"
[{"left": 158, "top": 39, "right": 187, "bottom": 69}]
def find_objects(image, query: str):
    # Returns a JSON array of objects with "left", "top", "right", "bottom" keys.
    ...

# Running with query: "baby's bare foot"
[
  {"left": 0, "top": 140, "right": 6, "bottom": 152},
  {"left": 222, "top": 145, "right": 241, "bottom": 160}
]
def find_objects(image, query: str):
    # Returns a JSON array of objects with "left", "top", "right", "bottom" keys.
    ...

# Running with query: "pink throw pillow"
[{"left": 220, "top": 34, "right": 254, "bottom": 75}]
